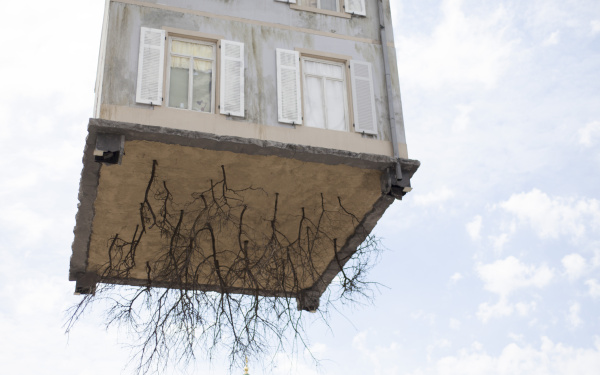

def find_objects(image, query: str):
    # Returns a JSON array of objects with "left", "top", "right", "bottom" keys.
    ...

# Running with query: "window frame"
[
  {"left": 289, "top": 0, "right": 351, "bottom": 19},
  {"left": 300, "top": 55, "right": 350, "bottom": 132},
  {"left": 165, "top": 36, "right": 217, "bottom": 114},
  {"left": 299, "top": 0, "right": 340, "bottom": 12}
]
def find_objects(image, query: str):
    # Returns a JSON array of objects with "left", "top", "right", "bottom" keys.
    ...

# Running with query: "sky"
[{"left": 1, "top": 0, "right": 599, "bottom": 374}]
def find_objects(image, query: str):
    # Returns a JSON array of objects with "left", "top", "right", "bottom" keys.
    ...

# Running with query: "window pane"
[
  {"left": 299, "top": 0, "right": 318, "bottom": 8},
  {"left": 304, "top": 76, "right": 325, "bottom": 129},
  {"left": 172, "top": 40, "right": 213, "bottom": 59},
  {"left": 299, "top": 0, "right": 337, "bottom": 10},
  {"left": 320, "top": 0, "right": 337, "bottom": 11},
  {"left": 191, "top": 44, "right": 213, "bottom": 59},
  {"left": 304, "top": 60, "right": 343, "bottom": 79},
  {"left": 171, "top": 40, "right": 203, "bottom": 58},
  {"left": 171, "top": 40, "right": 189, "bottom": 54},
  {"left": 169, "top": 56, "right": 189, "bottom": 109},
  {"left": 325, "top": 79, "right": 345, "bottom": 131},
  {"left": 303, "top": 60, "right": 320, "bottom": 76},
  {"left": 192, "top": 60, "right": 212, "bottom": 112},
  {"left": 324, "top": 64, "right": 343, "bottom": 79}
]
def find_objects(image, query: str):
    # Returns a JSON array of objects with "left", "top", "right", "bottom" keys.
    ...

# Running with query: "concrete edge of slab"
[
  {"left": 69, "top": 130, "right": 101, "bottom": 281},
  {"left": 304, "top": 194, "right": 396, "bottom": 300},
  {"left": 88, "top": 118, "right": 421, "bottom": 171}
]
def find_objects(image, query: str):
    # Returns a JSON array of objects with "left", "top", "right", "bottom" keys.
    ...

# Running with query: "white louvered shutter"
[
  {"left": 220, "top": 40, "right": 245, "bottom": 117},
  {"left": 344, "top": 0, "right": 366, "bottom": 16},
  {"left": 276, "top": 49, "right": 302, "bottom": 125},
  {"left": 350, "top": 60, "right": 377, "bottom": 135},
  {"left": 136, "top": 27, "right": 165, "bottom": 105}
]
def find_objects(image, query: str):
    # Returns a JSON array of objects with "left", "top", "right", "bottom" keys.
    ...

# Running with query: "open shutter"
[
  {"left": 276, "top": 49, "right": 302, "bottom": 125},
  {"left": 344, "top": 0, "right": 366, "bottom": 16},
  {"left": 220, "top": 40, "right": 245, "bottom": 117},
  {"left": 136, "top": 27, "right": 165, "bottom": 105},
  {"left": 350, "top": 60, "right": 377, "bottom": 135}
]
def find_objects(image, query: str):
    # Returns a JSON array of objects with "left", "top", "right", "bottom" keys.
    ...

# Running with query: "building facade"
[{"left": 70, "top": 0, "right": 419, "bottom": 311}]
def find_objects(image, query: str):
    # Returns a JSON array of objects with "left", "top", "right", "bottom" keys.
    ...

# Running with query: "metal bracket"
[
  {"left": 382, "top": 162, "right": 412, "bottom": 200},
  {"left": 74, "top": 272, "right": 99, "bottom": 295},
  {"left": 94, "top": 133, "right": 125, "bottom": 165},
  {"left": 296, "top": 290, "right": 320, "bottom": 312}
]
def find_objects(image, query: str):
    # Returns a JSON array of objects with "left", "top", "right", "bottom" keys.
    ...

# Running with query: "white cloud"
[
  {"left": 542, "top": 30, "right": 560, "bottom": 46},
  {"left": 562, "top": 253, "right": 587, "bottom": 280},
  {"left": 449, "top": 318, "right": 461, "bottom": 331},
  {"left": 271, "top": 353, "right": 320, "bottom": 375},
  {"left": 484, "top": 221, "right": 516, "bottom": 254},
  {"left": 411, "top": 311, "right": 437, "bottom": 326},
  {"left": 477, "top": 256, "right": 554, "bottom": 297},
  {"left": 524, "top": 1, "right": 599, "bottom": 37},
  {"left": 0, "top": 203, "right": 54, "bottom": 247},
  {"left": 0, "top": 0, "right": 103, "bottom": 97},
  {"left": 450, "top": 272, "right": 464, "bottom": 283},
  {"left": 427, "top": 339, "right": 453, "bottom": 362},
  {"left": 568, "top": 302, "right": 583, "bottom": 328},
  {"left": 413, "top": 186, "right": 455, "bottom": 207},
  {"left": 0, "top": 315, "right": 131, "bottom": 375},
  {"left": 306, "top": 342, "right": 328, "bottom": 356},
  {"left": 515, "top": 301, "right": 537, "bottom": 317},
  {"left": 466, "top": 215, "right": 482, "bottom": 241},
  {"left": 476, "top": 299, "right": 536, "bottom": 323},
  {"left": 593, "top": 250, "right": 600, "bottom": 269},
  {"left": 397, "top": 0, "right": 517, "bottom": 90},
  {"left": 352, "top": 331, "right": 402, "bottom": 375},
  {"left": 585, "top": 279, "right": 600, "bottom": 298},
  {"left": 507, "top": 333, "right": 524, "bottom": 343},
  {"left": 477, "top": 298, "right": 514, "bottom": 323},
  {"left": 452, "top": 105, "right": 473, "bottom": 132},
  {"left": 578, "top": 121, "right": 600, "bottom": 147},
  {"left": 591, "top": 20, "right": 600, "bottom": 35},
  {"left": 0, "top": 109, "right": 9, "bottom": 141},
  {"left": 499, "top": 189, "right": 600, "bottom": 240},
  {"left": 476, "top": 257, "right": 552, "bottom": 323},
  {"left": 488, "top": 233, "right": 510, "bottom": 254},
  {"left": 406, "top": 337, "right": 600, "bottom": 375},
  {"left": 0, "top": 1, "right": 100, "bottom": 113}
]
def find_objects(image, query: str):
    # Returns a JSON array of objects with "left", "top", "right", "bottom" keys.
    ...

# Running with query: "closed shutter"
[
  {"left": 275, "top": 0, "right": 297, "bottom": 3},
  {"left": 276, "top": 49, "right": 302, "bottom": 125},
  {"left": 136, "top": 27, "right": 165, "bottom": 105},
  {"left": 350, "top": 60, "right": 377, "bottom": 135},
  {"left": 220, "top": 40, "right": 245, "bottom": 117},
  {"left": 344, "top": 0, "right": 366, "bottom": 16}
]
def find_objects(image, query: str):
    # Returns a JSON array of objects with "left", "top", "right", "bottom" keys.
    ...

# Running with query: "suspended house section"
[
  {"left": 70, "top": 119, "right": 419, "bottom": 311},
  {"left": 73, "top": 0, "right": 419, "bottom": 311}
]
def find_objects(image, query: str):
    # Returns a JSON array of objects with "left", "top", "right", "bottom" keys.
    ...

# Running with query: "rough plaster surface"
[
  {"left": 87, "top": 140, "right": 382, "bottom": 291},
  {"left": 101, "top": 0, "right": 407, "bottom": 144}
]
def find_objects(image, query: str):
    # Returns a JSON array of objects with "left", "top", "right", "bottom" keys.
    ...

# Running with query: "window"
[
  {"left": 298, "top": 0, "right": 340, "bottom": 12},
  {"left": 276, "top": 0, "right": 367, "bottom": 17},
  {"left": 136, "top": 27, "right": 245, "bottom": 117},
  {"left": 301, "top": 57, "right": 348, "bottom": 131},
  {"left": 167, "top": 38, "right": 216, "bottom": 113},
  {"left": 343, "top": 0, "right": 366, "bottom": 15},
  {"left": 276, "top": 49, "right": 378, "bottom": 135}
]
